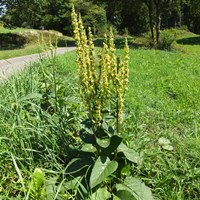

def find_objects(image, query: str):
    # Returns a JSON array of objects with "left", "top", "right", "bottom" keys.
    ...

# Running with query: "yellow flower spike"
[
  {"left": 109, "top": 28, "right": 115, "bottom": 54},
  {"left": 71, "top": 8, "right": 129, "bottom": 132},
  {"left": 101, "top": 54, "right": 111, "bottom": 101}
]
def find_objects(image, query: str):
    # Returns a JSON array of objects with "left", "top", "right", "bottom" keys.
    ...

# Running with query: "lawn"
[
  {"left": 0, "top": 39, "right": 200, "bottom": 199},
  {"left": 0, "top": 26, "right": 32, "bottom": 33},
  {"left": 0, "top": 44, "right": 42, "bottom": 59}
]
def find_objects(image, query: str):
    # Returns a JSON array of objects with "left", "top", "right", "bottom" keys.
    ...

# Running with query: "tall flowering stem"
[{"left": 71, "top": 6, "right": 129, "bottom": 133}]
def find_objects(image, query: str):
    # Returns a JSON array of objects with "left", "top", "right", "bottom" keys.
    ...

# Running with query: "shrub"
[
  {"left": 0, "top": 33, "right": 27, "bottom": 49},
  {"left": 157, "top": 29, "right": 176, "bottom": 51}
]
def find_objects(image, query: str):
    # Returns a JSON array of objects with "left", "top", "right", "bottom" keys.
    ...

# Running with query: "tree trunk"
[
  {"left": 145, "top": 0, "right": 155, "bottom": 42},
  {"left": 179, "top": 0, "right": 182, "bottom": 27},
  {"left": 154, "top": 0, "right": 161, "bottom": 44},
  {"left": 149, "top": 0, "right": 154, "bottom": 41},
  {"left": 156, "top": 13, "right": 161, "bottom": 44}
]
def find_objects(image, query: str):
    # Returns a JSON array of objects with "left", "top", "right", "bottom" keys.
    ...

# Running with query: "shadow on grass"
[
  {"left": 0, "top": 33, "right": 27, "bottom": 50},
  {"left": 93, "top": 37, "right": 144, "bottom": 49},
  {"left": 177, "top": 36, "right": 200, "bottom": 45},
  {"left": 57, "top": 37, "right": 143, "bottom": 49}
]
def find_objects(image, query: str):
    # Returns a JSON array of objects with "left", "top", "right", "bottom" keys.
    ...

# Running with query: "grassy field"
[
  {"left": 0, "top": 26, "right": 31, "bottom": 33},
  {"left": 0, "top": 35, "right": 200, "bottom": 199}
]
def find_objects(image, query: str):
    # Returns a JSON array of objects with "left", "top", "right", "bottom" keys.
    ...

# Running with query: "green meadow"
[{"left": 0, "top": 28, "right": 200, "bottom": 199}]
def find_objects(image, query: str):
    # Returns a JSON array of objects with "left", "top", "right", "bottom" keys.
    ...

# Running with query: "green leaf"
[
  {"left": 45, "top": 176, "right": 58, "bottom": 200},
  {"left": 63, "top": 176, "right": 83, "bottom": 190},
  {"left": 96, "top": 137, "right": 110, "bottom": 148},
  {"left": 158, "top": 137, "right": 173, "bottom": 151},
  {"left": 81, "top": 144, "right": 96, "bottom": 152},
  {"left": 116, "top": 186, "right": 135, "bottom": 200},
  {"left": 32, "top": 168, "right": 45, "bottom": 192},
  {"left": 101, "top": 121, "right": 115, "bottom": 136},
  {"left": 80, "top": 119, "right": 95, "bottom": 144},
  {"left": 20, "top": 93, "right": 42, "bottom": 101},
  {"left": 90, "top": 187, "right": 111, "bottom": 200},
  {"left": 158, "top": 137, "right": 171, "bottom": 145},
  {"left": 121, "top": 165, "right": 131, "bottom": 176},
  {"left": 101, "top": 135, "right": 122, "bottom": 157},
  {"left": 29, "top": 168, "right": 46, "bottom": 200},
  {"left": 112, "top": 194, "right": 121, "bottom": 200},
  {"left": 65, "top": 158, "right": 94, "bottom": 175},
  {"left": 90, "top": 156, "right": 118, "bottom": 188},
  {"left": 118, "top": 143, "right": 142, "bottom": 165},
  {"left": 116, "top": 177, "right": 154, "bottom": 200},
  {"left": 162, "top": 144, "right": 173, "bottom": 151},
  {"left": 79, "top": 128, "right": 96, "bottom": 144}
]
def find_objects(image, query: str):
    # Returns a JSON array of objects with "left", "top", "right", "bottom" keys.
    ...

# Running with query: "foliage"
[
  {"left": 157, "top": 29, "right": 176, "bottom": 50},
  {"left": 71, "top": 0, "right": 107, "bottom": 36},
  {"left": 29, "top": 168, "right": 46, "bottom": 200},
  {"left": 1, "top": 0, "right": 200, "bottom": 36}
]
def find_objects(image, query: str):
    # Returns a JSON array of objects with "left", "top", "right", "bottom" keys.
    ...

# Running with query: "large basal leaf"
[
  {"left": 90, "top": 156, "right": 118, "bottom": 189},
  {"left": 79, "top": 119, "right": 95, "bottom": 144},
  {"left": 116, "top": 177, "right": 154, "bottom": 200},
  {"left": 100, "top": 135, "right": 122, "bottom": 157},
  {"left": 81, "top": 144, "right": 96, "bottom": 152},
  {"left": 96, "top": 137, "right": 111, "bottom": 148},
  {"left": 79, "top": 129, "right": 95, "bottom": 144},
  {"left": 45, "top": 176, "right": 58, "bottom": 200},
  {"left": 90, "top": 187, "right": 111, "bottom": 200},
  {"left": 63, "top": 176, "right": 83, "bottom": 190},
  {"left": 118, "top": 143, "right": 142, "bottom": 165}
]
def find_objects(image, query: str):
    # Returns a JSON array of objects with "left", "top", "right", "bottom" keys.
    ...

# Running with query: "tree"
[
  {"left": 143, "top": 0, "right": 176, "bottom": 44},
  {"left": 189, "top": 0, "right": 200, "bottom": 33},
  {"left": 95, "top": 0, "right": 149, "bottom": 35},
  {"left": 71, "top": 0, "right": 107, "bottom": 36},
  {"left": 0, "top": 0, "right": 45, "bottom": 28}
]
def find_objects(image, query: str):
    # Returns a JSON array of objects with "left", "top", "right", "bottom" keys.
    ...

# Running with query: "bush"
[
  {"left": 0, "top": 33, "right": 27, "bottom": 49},
  {"left": 157, "top": 29, "right": 176, "bottom": 51}
]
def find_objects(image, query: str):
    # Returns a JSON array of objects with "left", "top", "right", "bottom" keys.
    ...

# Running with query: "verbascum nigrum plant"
[
  {"left": 66, "top": 8, "right": 153, "bottom": 199},
  {"left": 71, "top": 6, "right": 129, "bottom": 132}
]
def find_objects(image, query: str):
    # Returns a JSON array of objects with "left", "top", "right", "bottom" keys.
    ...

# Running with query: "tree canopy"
[{"left": 0, "top": 0, "right": 200, "bottom": 35}]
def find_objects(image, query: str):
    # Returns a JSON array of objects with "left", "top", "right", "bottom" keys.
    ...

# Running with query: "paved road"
[{"left": 0, "top": 47, "right": 76, "bottom": 82}]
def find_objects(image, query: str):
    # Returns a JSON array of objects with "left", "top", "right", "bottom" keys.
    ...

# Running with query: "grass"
[
  {"left": 0, "top": 26, "right": 200, "bottom": 198},
  {"left": 0, "top": 44, "right": 42, "bottom": 59},
  {"left": 0, "top": 26, "right": 32, "bottom": 33},
  {"left": 0, "top": 42, "right": 200, "bottom": 199},
  {"left": 125, "top": 49, "right": 200, "bottom": 199},
  {"left": 0, "top": 26, "right": 75, "bottom": 59}
]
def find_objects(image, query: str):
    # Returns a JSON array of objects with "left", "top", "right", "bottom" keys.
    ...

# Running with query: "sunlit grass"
[
  {"left": 0, "top": 26, "right": 32, "bottom": 33},
  {"left": 0, "top": 42, "right": 200, "bottom": 199},
  {"left": 0, "top": 44, "right": 42, "bottom": 59}
]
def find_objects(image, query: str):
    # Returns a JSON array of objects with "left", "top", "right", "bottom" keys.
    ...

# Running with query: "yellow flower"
[{"left": 71, "top": 7, "right": 129, "bottom": 130}]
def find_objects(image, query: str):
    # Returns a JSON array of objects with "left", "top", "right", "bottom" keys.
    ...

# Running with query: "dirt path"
[{"left": 0, "top": 47, "right": 76, "bottom": 82}]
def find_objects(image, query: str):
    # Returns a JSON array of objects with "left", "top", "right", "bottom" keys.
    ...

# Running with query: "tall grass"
[{"left": 0, "top": 51, "right": 81, "bottom": 198}]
